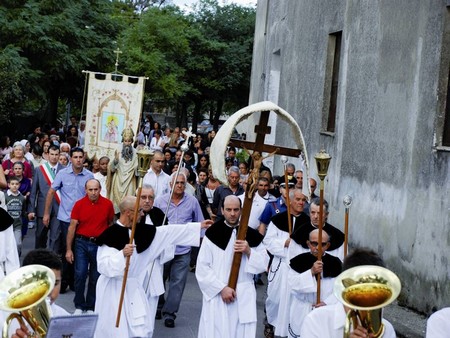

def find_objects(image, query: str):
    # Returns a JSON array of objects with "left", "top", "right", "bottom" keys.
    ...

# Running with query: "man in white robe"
[
  {"left": 290, "top": 197, "right": 345, "bottom": 261},
  {"left": 195, "top": 195, "right": 268, "bottom": 338},
  {"left": 138, "top": 184, "right": 168, "bottom": 326},
  {"left": 287, "top": 229, "right": 341, "bottom": 337},
  {"left": 264, "top": 188, "right": 309, "bottom": 337},
  {"left": 300, "top": 248, "right": 396, "bottom": 338},
  {"left": 94, "top": 196, "right": 212, "bottom": 338}
]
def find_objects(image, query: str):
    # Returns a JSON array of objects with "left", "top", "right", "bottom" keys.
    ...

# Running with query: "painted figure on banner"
[
  {"left": 107, "top": 128, "right": 138, "bottom": 212},
  {"left": 104, "top": 114, "right": 120, "bottom": 143}
]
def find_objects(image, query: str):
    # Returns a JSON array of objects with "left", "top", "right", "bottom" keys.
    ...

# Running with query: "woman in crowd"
[
  {"left": 163, "top": 149, "right": 174, "bottom": 175},
  {"left": 0, "top": 136, "right": 12, "bottom": 160},
  {"left": 29, "top": 144, "right": 44, "bottom": 168},
  {"left": 197, "top": 168, "right": 208, "bottom": 186},
  {"left": 150, "top": 129, "right": 165, "bottom": 151},
  {"left": 58, "top": 152, "right": 69, "bottom": 166},
  {"left": 12, "top": 162, "right": 31, "bottom": 198},
  {"left": 196, "top": 154, "right": 210, "bottom": 174},
  {"left": 2, "top": 142, "right": 33, "bottom": 180},
  {"left": 206, "top": 130, "right": 216, "bottom": 146},
  {"left": 204, "top": 165, "right": 221, "bottom": 205},
  {"left": 41, "top": 140, "right": 52, "bottom": 162},
  {"left": 66, "top": 126, "right": 78, "bottom": 148},
  {"left": 20, "top": 140, "right": 34, "bottom": 163},
  {"left": 239, "top": 161, "right": 249, "bottom": 182}
]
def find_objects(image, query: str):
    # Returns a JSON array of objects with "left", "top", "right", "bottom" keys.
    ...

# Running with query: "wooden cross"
[
  {"left": 114, "top": 48, "right": 122, "bottom": 73},
  {"left": 228, "top": 110, "right": 303, "bottom": 289}
]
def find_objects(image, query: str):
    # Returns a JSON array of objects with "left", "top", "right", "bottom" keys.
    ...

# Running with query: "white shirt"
[
  {"left": 301, "top": 302, "right": 396, "bottom": 338},
  {"left": 238, "top": 192, "right": 271, "bottom": 229},
  {"left": 94, "top": 172, "right": 108, "bottom": 197},
  {"left": 149, "top": 137, "right": 164, "bottom": 152},
  {"left": 142, "top": 168, "right": 170, "bottom": 197}
]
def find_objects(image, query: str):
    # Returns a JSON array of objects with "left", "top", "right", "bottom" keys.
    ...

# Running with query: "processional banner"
[{"left": 84, "top": 71, "right": 146, "bottom": 159}]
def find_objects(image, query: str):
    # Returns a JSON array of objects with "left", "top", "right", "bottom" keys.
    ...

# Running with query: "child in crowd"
[{"left": 5, "top": 176, "right": 27, "bottom": 256}]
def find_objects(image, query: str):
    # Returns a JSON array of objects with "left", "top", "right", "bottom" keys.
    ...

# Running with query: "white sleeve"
[
  {"left": 288, "top": 268, "right": 316, "bottom": 293},
  {"left": 263, "top": 222, "right": 288, "bottom": 258},
  {"left": 195, "top": 237, "right": 227, "bottom": 301},
  {"left": 4, "top": 226, "right": 20, "bottom": 275},
  {"left": 96, "top": 245, "right": 126, "bottom": 278},
  {"left": 245, "top": 243, "right": 270, "bottom": 275}
]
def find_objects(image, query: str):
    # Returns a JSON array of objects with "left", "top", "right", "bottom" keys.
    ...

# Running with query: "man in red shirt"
[{"left": 65, "top": 178, "right": 114, "bottom": 314}]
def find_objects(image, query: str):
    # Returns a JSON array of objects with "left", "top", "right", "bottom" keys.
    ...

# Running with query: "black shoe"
[
  {"left": 155, "top": 310, "right": 162, "bottom": 320},
  {"left": 164, "top": 318, "right": 175, "bottom": 328}
]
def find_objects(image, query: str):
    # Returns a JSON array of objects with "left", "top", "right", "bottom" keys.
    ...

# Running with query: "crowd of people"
[{"left": 0, "top": 114, "right": 447, "bottom": 338}]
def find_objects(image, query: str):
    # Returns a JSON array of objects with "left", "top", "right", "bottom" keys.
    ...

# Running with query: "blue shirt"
[
  {"left": 52, "top": 166, "right": 94, "bottom": 222},
  {"left": 154, "top": 192, "right": 204, "bottom": 255},
  {"left": 259, "top": 196, "right": 287, "bottom": 225}
]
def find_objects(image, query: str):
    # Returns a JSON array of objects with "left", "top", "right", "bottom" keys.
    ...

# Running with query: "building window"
[{"left": 322, "top": 31, "right": 342, "bottom": 134}]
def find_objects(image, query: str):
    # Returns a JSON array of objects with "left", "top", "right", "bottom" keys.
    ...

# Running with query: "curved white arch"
[{"left": 210, "top": 101, "right": 310, "bottom": 194}]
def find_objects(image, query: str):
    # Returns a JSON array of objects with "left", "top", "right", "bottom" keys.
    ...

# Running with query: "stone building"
[{"left": 247, "top": 0, "right": 450, "bottom": 313}]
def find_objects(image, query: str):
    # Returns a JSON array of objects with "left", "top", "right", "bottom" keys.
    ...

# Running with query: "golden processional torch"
[
  {"left": 314, "top": 149, "right": 331, "bottom": 304},
  {"left": 116, "top": 146, "right": 153, "bottom": 327}
]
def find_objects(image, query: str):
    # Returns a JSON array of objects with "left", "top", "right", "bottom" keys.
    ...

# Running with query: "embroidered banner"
[{"left": 84, "top": 72, "right": 146, "bottom": 159}]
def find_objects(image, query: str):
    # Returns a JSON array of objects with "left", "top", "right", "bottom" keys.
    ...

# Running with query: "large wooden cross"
[{"left": 227, "top": 110, "right": 302, "bottom": 289}]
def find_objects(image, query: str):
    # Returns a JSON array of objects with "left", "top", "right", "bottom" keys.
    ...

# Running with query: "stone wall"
[{"left": 249, "top": 0, "right": 450, "bottom": 313}]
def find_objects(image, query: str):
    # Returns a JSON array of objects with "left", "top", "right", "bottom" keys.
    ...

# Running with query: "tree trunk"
[
  {"left": 192, "top": 99, "right": 202, "bottom": 133},
  {"left": 180, "top": 101, "right": 189, "bottom": 128},
  {"left": 213, "top": 99, "right": 223, "bottom": 130},
  {"left": 46, "top": 84, "right": 60, "bottom": 124}
]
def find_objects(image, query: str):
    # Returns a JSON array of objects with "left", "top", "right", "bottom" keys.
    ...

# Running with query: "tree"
[
  {"left": 118, "top": 6, "right": 192, "bottom": 101},
  {"left": 0, "top": 0, "right": 121, "bottom": 124},
  {"left": 0, "top": 46, "right": 28, "bottom": 126},
  {"left": 188, "top": 0, "right": 256, "bottom": 129}
]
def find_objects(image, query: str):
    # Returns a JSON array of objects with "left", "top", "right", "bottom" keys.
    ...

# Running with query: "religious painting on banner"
[{"left": 83, "top": 71, "right": 146, "bottom": 160}]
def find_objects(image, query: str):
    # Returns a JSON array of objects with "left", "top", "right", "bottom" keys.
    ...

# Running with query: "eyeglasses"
[
  {"left": 140, "top": 195, "right": 155, "bottom": 201},
  {"left": 309, "top": 241, "right": 329, "bottom": 247}
]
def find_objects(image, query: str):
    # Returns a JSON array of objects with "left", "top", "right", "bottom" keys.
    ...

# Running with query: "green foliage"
[
  {"left": 0, "top": 0, "right": 121, "bottom": 123},
  {"left": 188, "top": 0, "right": 256, "bottom": 110},
  {"left": 119, "top": 6, "right": 191, "bottom": 100},
  {"left": 0, "top": 46, "right": 29, "bottom": 125},
  {"left": 0, "top": 0, "right": 256, "bottom": 132}
]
